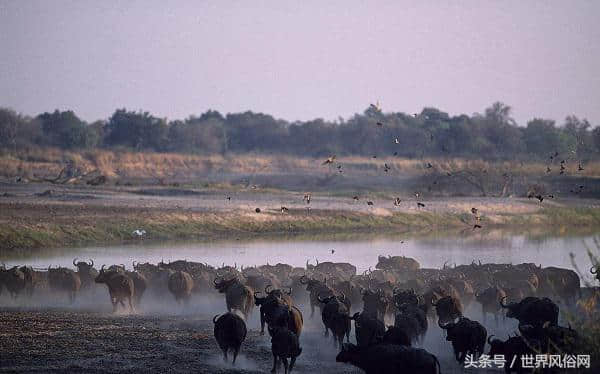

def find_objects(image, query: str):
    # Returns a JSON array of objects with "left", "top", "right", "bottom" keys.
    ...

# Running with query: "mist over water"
[{"left": 3, "top": 234, "right": 597, "bottom": 285}]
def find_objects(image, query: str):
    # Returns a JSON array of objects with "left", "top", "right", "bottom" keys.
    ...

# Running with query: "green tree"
[{"left": 37, "top": 110, "right": 96, "bottom": 149}]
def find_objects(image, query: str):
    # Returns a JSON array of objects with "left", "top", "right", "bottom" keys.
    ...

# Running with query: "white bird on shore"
[{"left": 132, "top": 229, "right": 146, "bottom": 237}]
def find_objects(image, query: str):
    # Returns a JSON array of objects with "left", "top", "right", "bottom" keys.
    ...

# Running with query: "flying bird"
[
  {"left": 473, "top": 224, "right": 482, "bottom": 230},
  {"left": 255, "top": 208, "right": 261, "bottom": 213},
  {"left": 417, "top": 202, "right": 425, "bottom": 208},
  {"left": 393, "top": 197, "right": 401, "bottom": 206},
  {"left": 535, "top": 195, "right": 544, "bottom": 203},
  {"left": 376, "top": 122, "right": 384, "bottom": 127},
  {"left": 281, "top": 206, "right": 289, "bottom": 213},
  {"left": 322, "top": 155, "right": 336, "bottom": 165},
  {"left": 578, "top": 162, "right": 584, "bottom": 171},
  {"left": 367, "top": 201, "right": 374, "bottom": 206},
  {"left": 426, "top": 163, "right": 433, "bottom": 169},
  {"left": 353, "top": 196, "right": 360, "bottom": 201},
  {"left": 331, "top": 249, "right": 335, "bottom": 254},
  {"left": 471, "top": 207, "right": 478, "bottom": 215},
  {"left": 546, "top": 167, "right": 551, "bottom": 173},
  {"left": 394, "top": 138, "right": 400, "bottom": 144}
]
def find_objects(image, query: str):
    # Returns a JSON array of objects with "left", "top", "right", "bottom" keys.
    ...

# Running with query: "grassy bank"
[{"left": 2, "top": 204, "right": 600, "bottom": 254}]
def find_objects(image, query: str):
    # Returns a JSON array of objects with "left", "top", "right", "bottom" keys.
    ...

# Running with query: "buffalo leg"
[
  {"left": 271, "top": 353, "right": 278, "bottom": 373},
  {"left": 128, "top": 296, "right": 135, "bottom": 313},
  {"left": 222, "top": 348, "right": 228, "bottom": 362},
  {"left": 310, "top": 302, "right": 315, "bottom": 318},
  {"left": 260, "top": 312, "right": 266, "bottom": 335},
  {"left": 289, "top": 357, "right": 296, "bottom": 373},
  {"left": 282, "top": 358, "right": 289, "bottom": 374},
  {"left": 232, "top": 347, "right": 239, "bottom": 365}
]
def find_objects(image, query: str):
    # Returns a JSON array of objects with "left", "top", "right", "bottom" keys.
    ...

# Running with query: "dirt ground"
[{"left": 0, "top": 299, "right": 502, "bottom": 374}]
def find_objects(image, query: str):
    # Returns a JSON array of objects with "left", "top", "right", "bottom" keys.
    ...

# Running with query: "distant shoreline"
[{"left": 1, "top": 183, "right": 599, "bottom": 254}]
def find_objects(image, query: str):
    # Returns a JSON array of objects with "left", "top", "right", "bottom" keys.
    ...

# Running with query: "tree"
[
  {"left": 523, "top": 119, "right": 562, "bottom": 158},
  {"left": 105, "top": 109, "right": 168, "bottom": 151},
  {"left": 37, "top": 110, "right": 96, "bottom": 149},
  {"left": 0, "top": 108, "right": 22, "bottom": 153}
]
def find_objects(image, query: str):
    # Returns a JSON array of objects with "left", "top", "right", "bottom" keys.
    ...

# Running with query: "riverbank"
[{"left": 1, "top": 182, "right": 600, "bottom": 254}]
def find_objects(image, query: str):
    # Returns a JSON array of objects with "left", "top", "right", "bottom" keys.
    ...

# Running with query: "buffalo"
[
  {"left": 432, "top": 295, "right": 463, "bottom": 324},
  {"left": 72, "top": 258, "right": 98, "bottom": 290},
  {"left": 394, "top": 304, "right": 428, "bottom": 345},
  {"left": 500, "top": 296, "right": 559, "bottom": 327},
  {"left": 168, "top": 270, "right": 194, "bottom": 304},
  {"left": 214, "top": 276, "right": 254, "bottom": 319},
  {"left": 375, "top": 255, "right": 420, "bottom": 272},
  {"left": 518, "top": 322, "right": 580, "bottom": 355},
  {"left": 382, "top": 326, "right": 411, "bottom": 346},
  {"left": 48, "top": 266, "right": 81, "bottom": 303},
  {"left": 95, "top": 265, "right": 135, "bottom": 313},
  {"left": 0, "top": 266, "right": 27, "bottom": 298},
  {"left": 488, "top": 334, "right": 539, "bottom": 374},
  {"left": 319, "top": 294, "right": 351, "bottom": 347},
  {"left": 269, "top": 326, "right": 302, "bottom": 374},
  {"left": 475, "top": 286, "right": 507, "bottom": 325},
  {"left": 300, "top": 275, "right": 333, "bottom": 318},
  {"left": 336, "top": 343, "right": 440, "bottom": 374},
  {"left": 350, "top": 311, "right": 385, "bottom": 347},
  {"left": 439, "top": 316, "right": 487, "bottom": 363},
  {"left": 213, "top": 312, "right": 247, "bottom": 364}
]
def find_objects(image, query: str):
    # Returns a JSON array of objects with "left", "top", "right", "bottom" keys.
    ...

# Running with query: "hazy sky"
[{"left": 1, "top": 0, "right": 599, "bottom": 125}]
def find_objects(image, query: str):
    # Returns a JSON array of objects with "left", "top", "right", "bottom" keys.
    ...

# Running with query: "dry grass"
[{"left": 2, "top": 147, "right": 600, "bottom": 181}]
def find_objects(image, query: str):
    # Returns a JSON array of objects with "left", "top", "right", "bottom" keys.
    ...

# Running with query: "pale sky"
[{"left": 1, "top": 0, "right": 599, "bottom": 125}]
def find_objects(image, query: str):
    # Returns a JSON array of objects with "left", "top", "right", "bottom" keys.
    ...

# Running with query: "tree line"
[{"left": 1, "top": 102, "right": 599, "bottom": 161}]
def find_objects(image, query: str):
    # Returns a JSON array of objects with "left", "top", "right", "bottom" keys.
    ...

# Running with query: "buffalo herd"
[{"left": 1, "top": 255, "right": 599, "bottom": 373}]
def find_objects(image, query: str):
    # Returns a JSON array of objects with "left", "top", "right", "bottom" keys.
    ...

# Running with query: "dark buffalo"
[
  {"left": 375, "top": 255, "right": 420, "bottom": 272},
  {"left": 350, "top": 311, "right": 385, "bottom": 347},
  {"left": 488, "top": 334, "right": 539, "bottom": 374},
  {"left": 125, "top": 270, "right": 147, "bottom": 306},
  {"left": 214, "top": 276, "right": 254, "bottom": 319},
  {"left": 255, "top": 287, "right": 291, "bottom": 335},
  {"left": 333, "top": 279, "right": 363, "bottom": 312},
  {"left": 362, "top": 288, "right": 389, "bottom": 321},
  {"left": 439, "top": 316, "right": 487, "bottom": 363},
  {"left": 500, "top": 296, "right": 559, "bottom": 327},
  {"left": 382, "top": 326, "right": 411, "bottom": 346},
  {"left": 475, "top": 286, "right": 506, "bottom": 325},
  {"left": 269, "top": 326, "right": 302, "bottom": 374},
  {"left": 432, "top": 295, "right": 463, "bottom": 324},
  {"left": 0, "top": 266, "right": 27, "bottom": 298},
  {"left": 336, "top": 343, "right": 440, "bottom": 374},
  {"left": 518, "top": 322, "right": 580, "bottom": 355},
  {"left": 72, "top": 258, "right": 98, "bottom": 290},
  {"left": 168, "top": 270, "right": 194, "bottom": 304},
  {"left": 394, "top": 304, "right": 428, "bottom": 345},
  {"left": 48, "top": 266, "right": 81, "bottom": 303},
  {"left": 213, "top": 312, "right": 247, "bottom": 364},
  {"left": 537, "top": 267, "right": 580, "bottom": 304},
  {"left": 307, "top": 260, "right": 357, "bottom": 281},
  {"left": 319, "top": 294, "right": 351, "bottom": 347},
  {"left": 300, "top": 275, "right": 333, "bottom": 318},
  {"left": 95, "top": 265, "right": 135, "bottom": 312}
]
